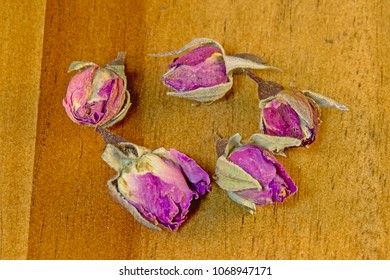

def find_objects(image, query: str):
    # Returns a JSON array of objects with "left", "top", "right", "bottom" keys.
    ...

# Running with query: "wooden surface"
[
  {"left": 1, "top": 0, "right": 389, "bottom": 260},
  {"left": 0, "top": 0, "right": 46, "bottom": 259}
]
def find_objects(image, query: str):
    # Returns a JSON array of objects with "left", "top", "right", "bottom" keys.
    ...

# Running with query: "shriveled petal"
[
  {"left": 167, "top": 149, "right": 211, "bottom": 196},
  {"left": 278, "top": 90, "right": 318, "bottom": 131},
  {"left": 262, "top": 150, "right": 298, "bottom": 199},
  {"left": 63, "top": 65, "right": 98, "bottom": 124},
  {"left": 163, "top": 52, "right": 227, "bottom": 92},
  {"left": 169, "top": 45, "right": 222, "bottom": 67},
  {"left": 119, "top": 172, "right": 192, "bottom": 231},
  {"left": 262, "top": 99, "right": 304, "bottom": 139},
  {"left": 269, "top": 173, "right": 295, "bottom": 203},
  {"left": 234, "top": 187, "right": 274, "bottom": 206},
  {"left": 228, "top": 145, "right": 276, "bottom": 187},
  {"left": 107, "top": 175, "right": 161, "bottom": 231},
  {"left": 93, "top": 69, "right": 126, "bottom": 125},
  {"left": 119, "top": 155, "right": 195, "bottom": 231}
]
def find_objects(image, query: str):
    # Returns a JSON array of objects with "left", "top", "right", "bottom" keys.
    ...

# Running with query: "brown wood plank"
[
  {"left": 0, "top": 0, "right": 46, "bottom": 259},
  {"left": 26, "top": 0, "right": 390, "bottom": 259}
]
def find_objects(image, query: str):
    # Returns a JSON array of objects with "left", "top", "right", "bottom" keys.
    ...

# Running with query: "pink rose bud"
[
  {"left": 99, "top": 129, "right": 211, "bottom": 231},
  {"left": 260, "top": 89, "right": 348, "bottom": 146},
  {"left": 63, "top": 52, "right": 131, "bottom": 127},
  {"left": 214, "top": 133, "right": 300, "bottom": 213},
  {"left": 261, "top": 90, "right": 321, "bottom": 146},
  {"left": 151, "top": 38, "right": 281, "bottom": 103},
  {"left": 246, "top": 72, "right": 349, "bottom": 147}
]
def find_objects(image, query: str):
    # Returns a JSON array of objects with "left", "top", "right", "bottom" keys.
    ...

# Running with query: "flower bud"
[
  {"left": 259, "top": 89, "right": 348, "bottom": 146},
  {"left": 101, "top": 137, "right": 211, "bottom": 231},
  {"left": 63, "top": 52, "right": 131, "bottom": 127},
  {"left": 164, "top": 45, "right": 227, "bottom": 92},
  {"left": 214, "top": 133, "right": 300, "bottom": 213},
  {"left": 151, "top": 38, "right": 281, "bottom": 103},
  {"left": 260, "top": 90, "right": 320, "bottom": 146}
]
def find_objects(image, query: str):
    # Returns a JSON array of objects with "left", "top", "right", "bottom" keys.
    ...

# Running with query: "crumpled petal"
[
  {"left": 163, "top": 45, "right": 227, "bottom": 92},
  {"left": 262, "top": 99, "right": 304, "bottom": 139},
  {"left": 167, "top": 149, "right": 211, "bottom": 196}
]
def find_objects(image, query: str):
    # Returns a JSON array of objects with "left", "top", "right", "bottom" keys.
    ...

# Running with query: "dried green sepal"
[
  {"left": 101, "top": 88, "right": 131, "bottom": 127},
  {"left": 248, "top": 134, "right": 302, "bottom": 155},
  {"left": 224, "top": 133, "right": 242, "bottom": 156},
  {"left": 224, "top": 55, "right": 281, "bottom": 74},
  {"left": 302, "top": 90, "right": 349, "bottom": 111},
  {"left": 67, "top": 61, "right": 97, "bottom": 72},
  {"left": 149, "top": 38, "right": 226, "bottom": 57},
  {"left": 215, "top": 155, "right": 263, "bottom": 192},
  {"left": 227, "top": 191, "right": 256, "bottom": 214},
  {"left": 101, "top": 143, "right": 150, "bottom": 172}
]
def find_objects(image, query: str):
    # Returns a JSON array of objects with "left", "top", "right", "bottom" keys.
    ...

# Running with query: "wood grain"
[
  {"left": 2, "top": 0, "right": 389, "bottom": 259},
  {"left": 0, "top": 0, "right": 46, "bottom": 259}
]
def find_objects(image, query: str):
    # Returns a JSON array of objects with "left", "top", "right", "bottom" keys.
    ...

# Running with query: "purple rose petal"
[{"left": 163, "top": 45, "right": 227, "bottom": 92}]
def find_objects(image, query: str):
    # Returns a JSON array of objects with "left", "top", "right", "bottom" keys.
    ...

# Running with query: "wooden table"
[{"left": 1, "top": 0, "right": 389, "bottom": 260}]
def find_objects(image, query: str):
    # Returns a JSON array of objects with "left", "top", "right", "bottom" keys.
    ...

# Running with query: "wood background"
[{"left": 1, "top": 0, "right": 389, "bottom": 260}]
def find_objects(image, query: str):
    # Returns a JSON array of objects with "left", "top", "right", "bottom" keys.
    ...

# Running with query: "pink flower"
[
  {"left": 63, "top": 52, "right": 131, "bottom": 127},
  {"left": 102, "top": 141, "right": 211, "bottom": 231}
]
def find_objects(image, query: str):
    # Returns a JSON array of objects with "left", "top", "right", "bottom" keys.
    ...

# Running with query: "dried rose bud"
[
  {"left": 100, "top": 129, "right": 210, "bottom": 231},
  {"left": 214, "top": 133, "right": 300, "bottom": 213},
  {"left": 151, "top": 38, "right": 281, "bottom": 103},
  {"left": 63, "top": 52, "right": 131, "bottom": 127},
  {"left": 259, "top": 89, "right": 348, "bottom": 146}
]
